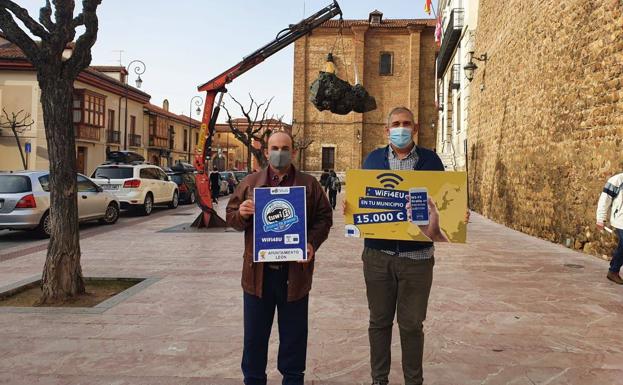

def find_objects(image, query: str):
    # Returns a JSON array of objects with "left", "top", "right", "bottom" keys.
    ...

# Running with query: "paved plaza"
[{"left": 0, "top": 195, "right": 622, "bottom": 385}]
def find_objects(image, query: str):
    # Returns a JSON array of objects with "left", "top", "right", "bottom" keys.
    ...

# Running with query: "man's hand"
[
  {"left": 239, "top": 199, "right": 255, "bottom": 220},
  {"left": 597, "top": 222, "right": 605, "bottom": 231},
  {"left": 417, "top": 197, "right": 449, "bottom": 242},
  {"left": 298, "top": 243, "right": 315, "bottom": 264}
]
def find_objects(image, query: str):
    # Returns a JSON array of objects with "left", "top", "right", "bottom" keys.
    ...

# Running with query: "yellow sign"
[{"left": 345, "top": 169, "right": 467, "bottom": 243}]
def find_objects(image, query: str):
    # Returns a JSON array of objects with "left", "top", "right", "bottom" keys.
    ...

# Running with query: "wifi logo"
[{"left": 376, "top": 173, "right": 404, "bottom": 189}]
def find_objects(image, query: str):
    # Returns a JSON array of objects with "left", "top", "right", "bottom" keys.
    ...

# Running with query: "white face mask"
[
  {"left": 389, "top": 126, "right": 414, "bottom": 149},
  {"left": 269, "top": 150, "right": 291, "bottom": 170}
]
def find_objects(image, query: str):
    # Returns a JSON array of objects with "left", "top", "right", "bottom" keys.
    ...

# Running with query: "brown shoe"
[{"left": 607, "top": 271, "right": 623, "bottom": 284}]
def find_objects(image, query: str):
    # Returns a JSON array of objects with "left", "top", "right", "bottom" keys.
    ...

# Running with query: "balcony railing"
[
  {"left": 436, "top": 8, "right": 464, "bottom": 78},
  {"left": 148, "top": 135, "right": 168, "bottom": 148},
  {"left": 75, "top": 125, "right": 101, "bottom": 141},
  {"left": 129, "top": 134, "right": 142, "bottom": 147},
  {"left": 106, "top": 130, "right": 121, "bottom": 144},
  {"left": 451, "top": 64, "right": 461, "bottom": 90}
]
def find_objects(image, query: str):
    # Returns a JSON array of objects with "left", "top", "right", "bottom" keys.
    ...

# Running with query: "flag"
[
  {"left": 434, "top": 15, "right": 442, "bottom": 46},
  {"left": 425, "top": 0, "right": 432, "bottom": 15}
]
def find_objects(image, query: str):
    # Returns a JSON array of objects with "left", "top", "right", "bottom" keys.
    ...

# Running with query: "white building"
[{"left": 435, "top": 0, "right": 480, "bottom": 170}]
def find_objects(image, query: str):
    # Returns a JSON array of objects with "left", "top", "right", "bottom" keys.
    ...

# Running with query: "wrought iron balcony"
[
  {"left": 129, "top": 134, "right": 142, "bottom": 147},
  {"left": 106, "top": 130, "right": 121, "bottom": 144},
  {"left": 436, "top": 8, "right": 464, "bottom": 78},
  {"left": 451, "top": 64, "right": 461, "bottom": 90}
]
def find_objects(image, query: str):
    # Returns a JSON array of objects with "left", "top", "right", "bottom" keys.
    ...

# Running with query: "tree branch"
[
  {"left": 39, "top": 0, "right": 54, "bottom": 32},
  {"left": 64, "top": 0, "right": 102, "bottom": 79},
  {"left": 0, "top": 0, "right": 49, "bottom": 39},
  {"left": 0, "top": 8, "right": 40, "bottom": 61}
]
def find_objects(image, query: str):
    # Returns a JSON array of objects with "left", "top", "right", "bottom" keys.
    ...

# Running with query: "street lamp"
[
  {"left": 463, "top": 51, "right": 486, "bottom": 82},
  {"left": 188, "top": 95, "right": 203, "bottom": 162},
  {"left": 123, "top": 59, "right": 146, "bottom": 150}
]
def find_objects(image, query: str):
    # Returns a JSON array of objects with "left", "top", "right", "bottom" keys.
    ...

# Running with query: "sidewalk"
[{"left": 0, "top": 194, "right": 622, "bottom": 385}]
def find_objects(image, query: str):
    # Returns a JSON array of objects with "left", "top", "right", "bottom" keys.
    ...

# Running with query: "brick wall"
[
  {"left": 293, "top": 22, "right": 437, "bottom": 172},
  {"left": 468, "top": 0, "right": 623, "bottom": 256}
]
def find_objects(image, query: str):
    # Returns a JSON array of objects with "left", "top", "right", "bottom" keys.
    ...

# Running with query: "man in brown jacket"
[{"left": 226, "top": 130, "right": 333, "bottom": 385}]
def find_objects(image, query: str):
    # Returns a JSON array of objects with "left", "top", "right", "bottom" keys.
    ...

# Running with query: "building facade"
[
  {"left": 0, "top": 37, "right": 150, "bottom": 176},
  {"left": 435, "top": 0, "right": 479, "bottom": 170},
  {"left": 467, "top": 0, "right": 623, "bottom": 256},
  {"left": 143, "top": 101, "right": 201, "bottom": 168},
  {"left": 292, "top": 11, "right": 438, "bottom": 173}
]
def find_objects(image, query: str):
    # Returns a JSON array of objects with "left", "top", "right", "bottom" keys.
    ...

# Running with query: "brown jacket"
[{"left": 226, "top": 167, "right": 333, "bottom": 301}]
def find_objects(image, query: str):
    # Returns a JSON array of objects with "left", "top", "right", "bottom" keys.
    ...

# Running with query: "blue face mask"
[{"left": 389, "top": 126, "right": 413, "bottom": 149}]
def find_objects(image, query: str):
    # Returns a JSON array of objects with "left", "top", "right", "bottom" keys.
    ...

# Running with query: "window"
[
  {"left": 321, "top": 147, "right": 335, "bottom": 170},
  {"left": 93, "top": 166, "right": 133, "bottom": 179},
  {"left": 0, "top": 175, "right": 32, "bottom": 193},
  {"left": 77, "top": 175, "right": 98, "bottom": 192},
  {"left": 379, "top": 52, "right": 393, "bottom": 76},
  {"left": 183, "top": 129, "right": 188, "bottom": 151},
  {"left": 140, "top": 168, "right": 158, "bottom": 180},
  {"left": 130, "top": 116, "right": 136, "bottom": 134},
  {"left": 73, "top": 89, "right": 106, "bottom": 127},
  {"left": 194, "top": 132, "right": 199, "bottom": 146},
  {"left": 107, "top": 109, "right": 115, "bottom": 131}
]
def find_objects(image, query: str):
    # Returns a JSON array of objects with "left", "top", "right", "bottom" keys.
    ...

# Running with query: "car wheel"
[
  {"left": 35, "top": 211, "right": 51, "bottom": 238},
  {"left": 140, "top": 193, "right": 153, "bottom": 216},
  {"left": 168, "top": 191, "right": 179, "bottom": 209},
  {"left": 99, "top": 202, "right": 120, "bottom": 225},
  {"left": 188, "top": 191, "right": 196, "bottom": 204}
]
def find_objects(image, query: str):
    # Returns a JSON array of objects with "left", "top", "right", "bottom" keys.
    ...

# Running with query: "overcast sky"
[{"left": 17, "top": 1, "right": 432, "bottom": 122}]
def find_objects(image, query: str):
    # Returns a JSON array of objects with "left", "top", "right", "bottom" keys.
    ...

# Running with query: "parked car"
[
  {"left": 0, "top": 171, "right": 120, "bottom": 238},
  {"left": 233, "top": 170, "right": 250, "bottom": 183},
  {"left": 167, "top": 163, "right": 197, "bottom": 205},
  {"left": 91, "top": 163, "right": 178, "bottom": 216},
  {"left": 219, "top": 171, "right": 238, "bottom": 194}
]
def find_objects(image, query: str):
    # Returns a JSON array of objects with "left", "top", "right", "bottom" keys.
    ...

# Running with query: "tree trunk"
[
  {"left": 246, "top": 139, "right": 252, "bottom": 172},
  {"left": 38, "top": 75, "right": 85, "bottom": 304},
  {"left": 11, "top": 126, "right": 27, "bottom": 169}
]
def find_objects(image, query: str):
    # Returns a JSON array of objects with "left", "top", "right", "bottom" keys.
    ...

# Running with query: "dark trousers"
[
  {"left": 362, "top": 247, "right": 434, "bottom": 385},
  {"left": 328, "top": 190, "right": 338, "bottom": 209},
  {"left": 611, "top": 228, "right": 623, "bottom": 273},
  {"left": 242, "top": 265, "right": 309, "bottom": 385}
]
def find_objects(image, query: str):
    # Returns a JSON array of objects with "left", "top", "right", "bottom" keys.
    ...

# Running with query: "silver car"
[{"left": 0, "top": 171, "right": 120, "bottom": 237}]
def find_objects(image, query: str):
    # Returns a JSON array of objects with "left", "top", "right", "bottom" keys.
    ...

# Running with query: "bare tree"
[
  {"left": 221, "top": 94, "right": 285, "bottom": 172},
  {"left": 0, "top": 109, "right": 34, "bottom": 169},
  {"left": 0, "top": 0, "right": 102, "bottom": 304},
  {"left": 292, "top": 125, "right": 313, "bottom": 170}
]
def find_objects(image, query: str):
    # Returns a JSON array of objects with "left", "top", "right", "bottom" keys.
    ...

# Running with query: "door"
[
  {"left": 321, "top": 147, "right": 335, "bottom": 170},
  {"left": 155, "top": 168, "right": 172, "bottom": 202},
  {"left": 77, "top": 175, "right": 107, "bottom": 219},
  {"left": 77, "top": 147, "right": 87, "bottom": 175},
  {"left": 139, "top": 167, "right": 158, "bottom": 201}
]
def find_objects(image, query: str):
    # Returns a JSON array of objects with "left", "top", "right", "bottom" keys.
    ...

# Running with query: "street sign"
[{"left": 24, "top": 142, "right": 31, "bottom": 154}]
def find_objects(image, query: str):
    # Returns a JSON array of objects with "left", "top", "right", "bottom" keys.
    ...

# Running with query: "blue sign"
[
  {"left": 254, "top": 186, "right": 307, "bottom": 262},
  {"left": 353, "top": 210, "right": 407, "bottom": 225},
  {"left": 358, "top": 197, "right": 406, "bottom": 210},
  {"left": 24, "top": 142, "right": 31, "bottom": 154}
]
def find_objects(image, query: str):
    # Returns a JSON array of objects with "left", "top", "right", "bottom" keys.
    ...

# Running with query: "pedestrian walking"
[
  {"left": 596, "top": 172, "right": 623, "bottom": 284},
  {"left": 226, "top": 130, "right": 333, "bottom": 385},
  {"left": 319, "top": 168, "right": 330, "bottom": 193},
  {"left": 327, "top": 170, "right": 341, "bottom": 210},
  {"left": 209, "top": 166, "right": 221, "bottom": 204}
]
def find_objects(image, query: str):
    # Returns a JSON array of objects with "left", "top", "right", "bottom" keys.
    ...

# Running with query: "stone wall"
[{"left": 468, "top": 0, "right": 623, "bottom": 256}]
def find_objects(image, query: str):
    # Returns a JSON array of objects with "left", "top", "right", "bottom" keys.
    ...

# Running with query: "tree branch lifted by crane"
[{"left": 191, "top": 1, "right": 343, "bottom": 228}]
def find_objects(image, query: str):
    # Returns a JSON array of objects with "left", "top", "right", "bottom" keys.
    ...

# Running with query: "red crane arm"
[{"left": 191, "top": 1, "right": 342, "bottom": 228}]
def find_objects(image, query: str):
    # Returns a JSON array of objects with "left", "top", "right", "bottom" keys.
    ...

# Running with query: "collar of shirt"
[
  {"left": 266, "top": 165, "right": 295, "bottom": 187},
  {"left": 388, "top": 143, "right": 418, "bottom": 161}
]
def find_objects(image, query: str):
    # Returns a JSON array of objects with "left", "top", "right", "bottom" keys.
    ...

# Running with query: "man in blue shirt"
[{"left": 358, "top": 106, "right": 445, "bottom": 385}]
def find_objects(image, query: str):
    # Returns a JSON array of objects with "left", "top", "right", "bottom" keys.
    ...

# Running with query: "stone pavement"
[{"left": 0, "top": 194, "right": 622, "bottom": 385}]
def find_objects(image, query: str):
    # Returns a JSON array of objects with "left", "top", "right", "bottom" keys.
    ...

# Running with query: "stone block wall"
[{"left": 468, "top": 0, "right": 623, "bottom": 256}]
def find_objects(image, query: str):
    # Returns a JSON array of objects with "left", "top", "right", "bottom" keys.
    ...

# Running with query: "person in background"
[
  {"left": 209, "top": 166, "right": 221, "bottom": 204},
  {"left": 319, "top": 168, "right": 330, "bottom": 193},
  {"left": 596, "top": 172, "right": 623, "bottom": 284},
  {"left": 327, "top": 170, "right": 341, "bottom": 210}
]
